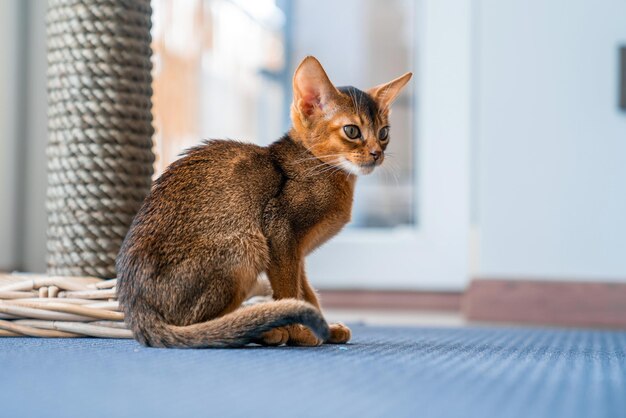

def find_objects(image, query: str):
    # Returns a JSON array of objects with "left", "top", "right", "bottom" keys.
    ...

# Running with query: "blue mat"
[{"left": 1, "top": 325, "right": 624, "bottom": 418}]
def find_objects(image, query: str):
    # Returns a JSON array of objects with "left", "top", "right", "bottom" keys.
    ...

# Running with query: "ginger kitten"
[{"left": 117, "top": 56, "right": 412, "bottom": 347}]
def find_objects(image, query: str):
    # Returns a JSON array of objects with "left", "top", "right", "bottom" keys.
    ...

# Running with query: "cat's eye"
[
  {"left": 379, "top": 126, "right": 390, "bottom": 142},
  {"left": 343, "top": 125, "right": 361, "bottom": 140}
]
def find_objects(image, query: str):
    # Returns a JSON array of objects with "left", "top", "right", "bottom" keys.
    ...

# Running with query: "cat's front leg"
[
  {"left": 261, "top": 254, "right": 323, "bottom": 346},
  {"left": 300, "top": 267, "right": 351, "bottom": 344}
]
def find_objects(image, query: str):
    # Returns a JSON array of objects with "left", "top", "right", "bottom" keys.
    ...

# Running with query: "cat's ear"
[
  {"left": 367, "top": 72, "right": 413, "bottom": 111},
  {"left": 292, "top": 56, "right": 340, "bottom": 121}
]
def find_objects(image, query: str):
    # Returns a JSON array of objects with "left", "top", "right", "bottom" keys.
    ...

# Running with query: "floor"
[{"left": 1, "top": 324, "right": 624, "bottom": 418}]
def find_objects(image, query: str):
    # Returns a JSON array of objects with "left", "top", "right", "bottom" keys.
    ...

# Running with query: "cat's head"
[{"left": 291, "top": 56, "right": 412, "bottom": 175}]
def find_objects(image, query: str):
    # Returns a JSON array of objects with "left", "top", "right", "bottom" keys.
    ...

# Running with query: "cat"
[{"left": 116, "top": 56, "right": 412, "bottom": 348}]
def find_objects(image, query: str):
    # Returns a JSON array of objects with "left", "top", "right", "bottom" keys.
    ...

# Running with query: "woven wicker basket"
[{"left": 0, "top": 273, "right": 131, "bottom": 338}]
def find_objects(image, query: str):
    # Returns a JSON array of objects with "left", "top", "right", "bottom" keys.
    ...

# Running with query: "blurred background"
[
  {"left": 1, "top": 0, "right": 625, "bottom": 327},
  {"left": 150, "top": 0, "right": 415, "bottom": 230}
]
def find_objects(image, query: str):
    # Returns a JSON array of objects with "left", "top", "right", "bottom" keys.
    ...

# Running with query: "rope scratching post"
[
  {"left": 0, "top": 0, "right": 156, "bottom": 338},
  {"left": 0, "top": 1, "right": 271, "bottom": 339},
  {"left": 46, "top": 0, "right": 155, "bottom": 278}
]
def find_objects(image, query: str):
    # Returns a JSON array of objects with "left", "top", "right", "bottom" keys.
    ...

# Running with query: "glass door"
[{"left": 306, "top": 0, "right": 472, "bottom": 291}]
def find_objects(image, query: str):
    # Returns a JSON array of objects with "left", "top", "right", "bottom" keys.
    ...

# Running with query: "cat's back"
[
  {"left": 162, "top": 140, "right": 279, "bottom": 199},
  {"left": 154, "top": 139, "right": 277, "bottom": 199},
  {"left": 126, "top": 140, "right": 281, "bottom": 250}
]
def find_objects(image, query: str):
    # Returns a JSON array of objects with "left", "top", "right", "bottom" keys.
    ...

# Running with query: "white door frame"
[{"left": 308, "top": 0, "right": 472, "bottom": 291}]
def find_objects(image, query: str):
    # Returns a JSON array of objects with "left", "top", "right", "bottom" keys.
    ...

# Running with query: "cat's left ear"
[{"left": 367, "top": 72, "right": 413, "bottom": 111}]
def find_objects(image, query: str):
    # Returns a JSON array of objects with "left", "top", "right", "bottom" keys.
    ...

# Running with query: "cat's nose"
[{"left": 370, "top": 149, "right": 382, "bottom": 161}]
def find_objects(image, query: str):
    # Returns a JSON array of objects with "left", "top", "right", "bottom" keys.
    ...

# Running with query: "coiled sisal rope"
[{"left": 46, "top": 0, "right": 155, "bottom": 278}]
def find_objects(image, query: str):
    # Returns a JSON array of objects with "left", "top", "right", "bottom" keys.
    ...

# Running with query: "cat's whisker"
[
  {"left": 302, "top": 155, "right": 341, "bottom": 169},
  {"left": 375, "top": 155, "right": 401, "bottom": 186},
  {"left": 304, "top": 158, "right": 344, "bottom": 177},
  {"left": 309, "top": 159, "right": 337, "bottom": 175},
  {"left": 298, "top": 142, "right": 325, "bottom": 158},
  {"left": 382, "top": 153, "right": 399, "bottom": 166},
  {"left": 384, "top": 162, "right": 401, "bottom": 187},
  {"left": 299, "top": 154, "right": 348, "bottom": 173},
  {"left": 303, "top": 142, "right": 323, "bottom": 153},
  {"left": 302, "top": 159, "right": 337, "bottom": 176},
  {"left": 302, "top": 164, "right": 330, "bottom": 176},
  {"left": 293, "top": 153, "right": 346, "bottom": 164},
  {"left": 296, "top": 143, "right": 344, "bottom": 162},
  {"left": 316, "top": 167, "right": 342, "bottom": 177},
  {"left": 381, "top": 166, "right": 400, "bottom": 187},
  {"left": 386, "top": 159, "right": 402, "bottom": 177},
  {"left": 382, "top": 165, "right": 393, "bottom": 185},
  {"left": 377, "top": 160, "right": 390, "bottom": 180}
]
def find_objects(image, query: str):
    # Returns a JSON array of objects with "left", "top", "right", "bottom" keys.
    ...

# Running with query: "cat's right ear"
[{"left": 292, "top": 56, "right": 340, "bottom": 123}]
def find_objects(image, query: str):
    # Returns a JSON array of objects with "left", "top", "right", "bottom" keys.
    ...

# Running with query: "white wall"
[
  {"left": 476, "top": 0, "right": 626, "bottom": 281},
  {"left": 0, "top": 0, "right": 48, "bottom": 272},
  {"left": 22, "top": 0, "right": 48, "bottom": 273},
  {"left": 0, "top": 0, "right": 21, "bottom": 270}
]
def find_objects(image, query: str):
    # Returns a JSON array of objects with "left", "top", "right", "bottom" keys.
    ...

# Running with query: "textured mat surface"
[{"left": 1, "top": 325, "right": 624, "bottom": 418}]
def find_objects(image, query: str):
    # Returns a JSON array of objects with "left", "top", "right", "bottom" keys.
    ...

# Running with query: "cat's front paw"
[
  {"left": 286, "top": 324, "right": 323, "bottom": 347},
  {"left": 257, "top": 327, "right": 290, "bottom": 346},
  {"left": 327, "top": 323, "right": 351, "bottom": 344}
]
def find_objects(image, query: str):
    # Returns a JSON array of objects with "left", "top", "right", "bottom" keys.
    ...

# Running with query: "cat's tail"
[{"left": 128, "top": 299, "right": 329, "bottom": 348}]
